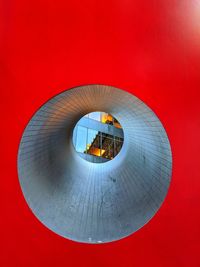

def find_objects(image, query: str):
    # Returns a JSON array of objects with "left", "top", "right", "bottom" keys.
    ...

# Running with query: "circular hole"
[{"left": 72, "top": 111, "right": 124, "bottom": 163}]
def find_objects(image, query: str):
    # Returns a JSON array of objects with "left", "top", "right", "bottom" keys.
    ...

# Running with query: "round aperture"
[
  {"left": 72, "top": 112, "right": 124, "bottom": 163},
  {"left": 17, "top": 85, "right": 172, "bottom": 244}
]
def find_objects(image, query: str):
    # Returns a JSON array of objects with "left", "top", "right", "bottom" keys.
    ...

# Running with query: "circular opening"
[
  {"left": 72, "top": 111, "right": 124, "bottom": 163},
  {"left": 17, "top": 85, "right": 172, "bottom": 244}
]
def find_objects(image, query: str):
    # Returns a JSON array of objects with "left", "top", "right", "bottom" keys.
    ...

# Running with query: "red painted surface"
[{"left": 1, "top": 0, "right": 200, "bottom": 266}]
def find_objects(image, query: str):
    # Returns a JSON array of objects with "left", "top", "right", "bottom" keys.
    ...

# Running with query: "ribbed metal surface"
[{"left": 17, "top": 85, "right": 172, "bottom": 243}]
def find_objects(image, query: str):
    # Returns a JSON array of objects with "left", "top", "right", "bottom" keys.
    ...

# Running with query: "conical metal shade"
[{"left": 17, "top": 85, "right": 172, "bottom": 243}]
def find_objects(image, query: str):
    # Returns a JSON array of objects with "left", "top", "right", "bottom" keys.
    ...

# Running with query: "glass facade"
[
  {"left": 84, "top": 112, "right": 122, "bottom": 128},
  {"left": 73, "top": 112, "right": 124, "bottom": 163}
]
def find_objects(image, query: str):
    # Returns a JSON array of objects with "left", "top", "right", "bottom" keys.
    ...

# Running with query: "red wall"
[{"left": 1, "top": 1, "right": 200, "bottom": 266}]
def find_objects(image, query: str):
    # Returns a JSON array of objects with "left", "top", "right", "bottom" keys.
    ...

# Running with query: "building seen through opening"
[{"left": 72, "top": 112, "right": 124, "bottom": 163}]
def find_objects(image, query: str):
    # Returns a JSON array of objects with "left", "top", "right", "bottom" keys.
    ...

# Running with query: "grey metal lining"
[{"left": 17, "top": 85, "right": 172, "bottom": 244}]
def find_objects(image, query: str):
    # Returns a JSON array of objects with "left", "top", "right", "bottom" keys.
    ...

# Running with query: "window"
[
  {"left": 73, "top": 112, "right": 124, "bottom": 163},
  {"left": 75, "top": 126, "right": 87, "bottom": 153}
]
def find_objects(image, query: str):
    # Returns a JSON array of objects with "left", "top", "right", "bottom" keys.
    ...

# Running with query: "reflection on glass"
[
  {"left": 84, "top": 111, "right": 122, "bottom": 129},
  {"left": 101, "top": 113, "right": 112, "bottom": 125},
  {"left": 87, "top": 133, "right": 102, "bottom": 157},
  {"left": 87, "top": 128, "right": 98, "bottom": 151},
  {"left": 114, "top": 137, "right": 123, "bottom": 157},
  {"left": 101, "top": 133, "right": 114, "bottom": 159},
  {"left": 75, "top": 126, "right": 87, "bottom": 153},
  {"left": 89, "top": 112, "right": 101, "bottom": 121}
]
